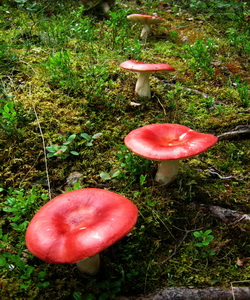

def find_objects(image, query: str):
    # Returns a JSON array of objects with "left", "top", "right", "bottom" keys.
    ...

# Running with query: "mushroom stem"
[
  {"left": 76, "top": 254, "right": 100, "bottom": 275},
  {"left": 155, "top": 159, "right": 180, "bottom": 185},
  {"left": 140, "top": 24, "right": 151, "bottom": 43},
  {"left": 100, "top": 2, "right": 111, "bottom": 15},
  {"left": 135, "top": 71, "right": 151, "bottom": 98}
]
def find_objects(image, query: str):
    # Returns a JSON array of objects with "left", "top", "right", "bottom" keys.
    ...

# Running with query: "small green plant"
[
  {"left": 46, "top": 134, "right": 79, "bottom": 158},
  {"left": 166, "top": 82, "right": 183, "bottom": 110},
  {"left": 116, "top": 145, "right": 152, "bottom": 186},
  {"left": 0, "top": 187, "right": 50, "bottom": 292},
  {"left": 0, "top": 101, "right": 18, "bottom": 133},
  {"left": 178, "top": 0, "right": 248, "bottom": 28},
  {"left": 14, "top": 0, "right": 39, "bottom": 11},
  {"left": 202, "top": 96, "right": 215, "bottom": 109},
  {"left": 123, "top": 38, "right": 142, "bottom": 60},
  {"left": 45, "top": 51, "right": 80, "bottom": 92},
  {"left": 100, "top": 169, "right": 121, "bottom": 181},
  {"left": 104, "top": 9, "right": 131, "bottom": 50},
  {"left": 64, "top": 181, "right": 82, "bottom": 192},
  {"left": 80, "top": 132, "right": 102, "bottom": 146},
  {"left": 72, "top": 279, "right": 122, "bottom": 300},
  {"left": 46, "top": 131, "right": 102, "bottom": 158},
  {"left": 2, "top": 186, "right": 48, "bottom": 233},
  {"left": 0, "top": 43, "right": 19, "bottom": 75},
  {"left": 0, "top": 94, "right": 30, "bottom": 136},
  {"left": 226, "top": 28, "right": 250, "bottom": 56},
  {"left": 68, "top": 7, "right": 96, "bottom": 42},
  {"left": 81, "top": 64, "right": 112, "bottom": 100},
  {"left": 168, "top": 30, "right": 179, "bottom": 43},
  {"left": 184, "top": 39, "right": 218, "bottom": 77},
  {"left": 96, "top": 279, "right": 122, "bottom": 300},
  {"left": 234, "top": 78, "right": 250, "bottom": 107},
  {"left": 193, "top": 229, "right": 215, "bottom": 257}
]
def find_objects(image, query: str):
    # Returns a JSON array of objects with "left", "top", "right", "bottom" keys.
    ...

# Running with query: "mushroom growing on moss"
[
  {"left": 25, "top": 188, "right": 138, "bottom": 275},
  {"left": 120, "top": 60, "right": 175, "bottom": 99},
  {"left": 127, "top": 14, "right": 166, "bottom": 42},
  {"left": 124, "top": 123, "right": 218, "bottom": 185}
]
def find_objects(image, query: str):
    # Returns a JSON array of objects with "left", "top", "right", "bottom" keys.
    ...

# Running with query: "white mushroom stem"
[
  {"left": 100, "top": 2, "right": 111, "bottom": 15},
  {"left": 155, "top": 159, "right": 180, "bottom": 185},
  {"left": 135, "top": 71, "right": 151, "bottom": 98},
  {"left": 140, "top": 24, "right": 151, "bottom": 42},
  {"left": 76, "top": 254, "right": 100, "bottom": 275}
]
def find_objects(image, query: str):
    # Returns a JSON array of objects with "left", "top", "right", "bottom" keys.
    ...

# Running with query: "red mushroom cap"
[
  {"left": 25, "top": 188, "right": 138, "bottom": 264},
  {"left": 127, "top": 14, "right": 166, "bottom": 24},
  {"left": 120, "top": 60, "right": 175, "bottom": 72},
  {"left": 124, "top": 123, "right": 218, "bottom": 161}
]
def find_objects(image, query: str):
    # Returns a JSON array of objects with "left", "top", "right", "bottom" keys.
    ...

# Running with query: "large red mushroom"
[
  {"left": 25, "top": 188, "right": 138, "bottom": 275},
  {"left": 124, "top": 123, "right": 218, "bottom": 185},
  {"left": 120, "top": 60, "right": 175, "bottom": 99}
]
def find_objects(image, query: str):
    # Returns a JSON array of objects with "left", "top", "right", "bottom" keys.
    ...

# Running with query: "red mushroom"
[
  {"left": 124, "top": 123, "right": 218, "bottom": 185},
  {"left": 120, "top": 60, "right": 175, "bottom": 99},
  {"left": 127, "top": 14, "right": 166, "bottom": 42},
  {"left": 25, "top": 188, "right": 138, "bottom": 275}
]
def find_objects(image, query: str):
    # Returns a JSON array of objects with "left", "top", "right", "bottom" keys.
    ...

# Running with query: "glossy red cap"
[
  {"left": 120, "top": 60, "right": 175, "bottom": 72},
  {"left": 124, "top": 123, "right": 218, "bottom": 161},
  {"left": 127, "top": 14, "right": 166, "bottom": 24},
  {"left": 25, "top": 189, "right": 138, "bottom": 264}
]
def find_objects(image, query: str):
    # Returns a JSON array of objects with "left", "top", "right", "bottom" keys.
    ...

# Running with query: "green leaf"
[
  {"left": 70, "top": 151, "right": 79, "bottom": 156},
  {"left": 92, "top": 132, "right": 102, "bottom": 139},
  {"left": 100, "top": 172, "right": 111, "bottom": 180},
  {"left": 195, "top": 242, "right": 204, "bottom": 247},
  {"left": 193, "top": 231, "right": 203, "bottom": 238},
  {"left": 59, "top": 145, "right": 67, "bottom": 152},
  {"left": 46, "top": 146, "right": 57, "bottom": 153},
  {"left": 67, "top": 134, "right": 76, "bottom": 143},
  {"left": 204, "top": 235, "right": 214, "bottom": 243},
  {"left": 139, "top": 174, "right": 147, "bottom": 186},
  {"left": 72, "top": 292, "right": 83, "bottom": 300},
  {"left": 147, "top": 199, "right": 157, "bottom": 207},
  {"left": 204, "top": 229, "right": 213, "bottom": 236},
  {"left": 81, "top": 133, "right": 91, "bottom": 141},
  {"left": 47, "top": 152, "right": 55, "bottom": 158},
  {"left": 98, "top": 292, "right": 109, "bottom": 300},
  {"left": 0, "top": 257, "right": 7, "bottom": 267},
  {"left": 110, "top": 169, "right": 121, "bottom": 178}
]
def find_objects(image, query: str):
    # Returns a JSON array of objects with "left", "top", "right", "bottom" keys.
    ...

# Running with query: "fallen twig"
[
  {"left": 133, "top": 287, "right": 250, "bottom": 300},
  {"left": 160, "top": 230, "right": 189, "bottom": 264},
  {"left": 192, "top": 203, "right": 250, "bottom": 227},
  {"left": 217, "top": 125, "right": 250, "bottom": 141},
  {"left": 207, "top": 167, "right": 234, "bottom": 180}
]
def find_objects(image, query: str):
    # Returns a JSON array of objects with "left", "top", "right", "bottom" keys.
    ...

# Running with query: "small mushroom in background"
[
  {"left": 25, "top": 188, "right": 138, "bottom": 275},
  {"left": 124, "top": 123, "right": 218, "bottom": 185},
  {"left": 127, "top": 14, "right": 166, "bottom": 43},
  {"left": 80, "top": 0, "right": 115, "bottom": 16},
  {"left": 120, "top": 60, "right": 175, "bottom": 99}
]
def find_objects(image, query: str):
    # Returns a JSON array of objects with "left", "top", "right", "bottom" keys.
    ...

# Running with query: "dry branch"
[
  {"left": 192, "top": 203, "right": 250, "bottom": 226},
  {"left": 217, "top": 125, "right": 250, "bottom": 141},
  {"left": 140, "top": 287, "right": 250, "bottom": 300}
]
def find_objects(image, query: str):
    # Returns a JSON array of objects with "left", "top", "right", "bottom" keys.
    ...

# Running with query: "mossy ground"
[{"left": 0, "top": 0, "right": 249, "bottom": 299}]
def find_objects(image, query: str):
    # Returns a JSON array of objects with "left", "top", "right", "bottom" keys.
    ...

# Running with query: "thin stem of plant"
[
  {"left": 32, "top": 105, "right": 51, "bottom": 200},
  {"left": 161, "top": 230, "right": 189, "bottom": 265}
]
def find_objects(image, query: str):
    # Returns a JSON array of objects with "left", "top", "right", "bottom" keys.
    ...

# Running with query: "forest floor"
[{"left": 0, "top": 0, "right": 249, "bottom": 299}]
